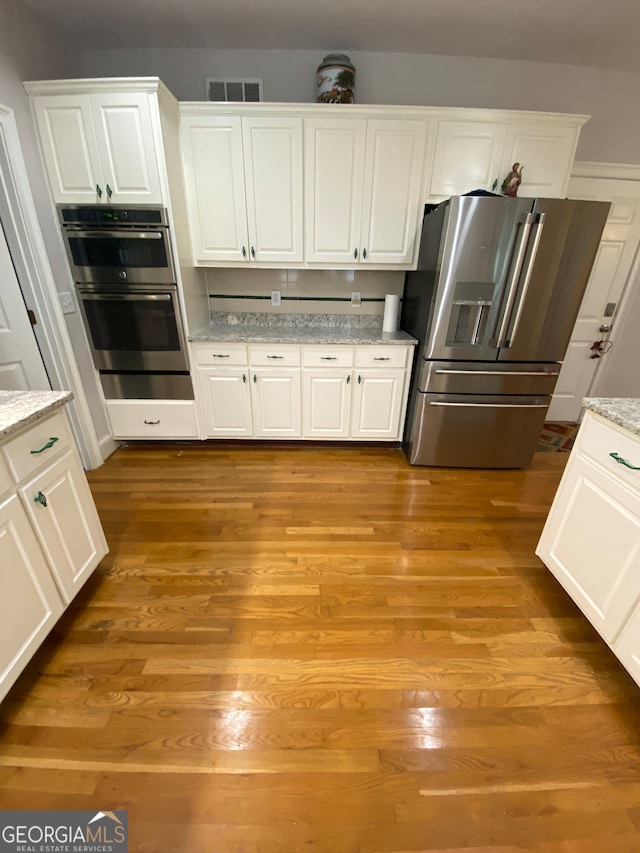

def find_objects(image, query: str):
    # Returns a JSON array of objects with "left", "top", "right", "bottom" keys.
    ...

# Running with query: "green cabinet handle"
[
  {"left": 253, "top": 374, "right": 257, "bottom": 383},
  {"left": 33, "top": 491, "right": 48, "bottom": 508},
  {"left": 96, "top": 184, "right": 102, "bottom": 197},
  {"left": 251, "top": 246, "right": 255, "bottom": 259},
  {"left": 354, "top": 248, "right": 358, "bottom": 259},
  {"left": 346, "top": 375, "right": 351, "bottom": 384},
  {"left": 243, "top": 374, "right": 247, "bottom": 383},
  {"left": 362, "top": 248, "right": 367, "bottom": 259},
  {"left": 30, "top": 436, "right": 59, "bottom": 455},
  {"left": 106, "top": 183, "right": 113, "bottom": 198},
  {"left": 358, "top": 375, "right": 361, "bottom": 384},
  {"left": 242, "top": 246, "right": 247, "bottom": 258},
  {"left": 609, "top": 452, "right": 640, "bottom": 470}
]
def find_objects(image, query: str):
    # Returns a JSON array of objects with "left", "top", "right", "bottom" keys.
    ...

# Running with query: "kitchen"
[{"left": 4, "top": 0, "right": 637, "bottom": 849}]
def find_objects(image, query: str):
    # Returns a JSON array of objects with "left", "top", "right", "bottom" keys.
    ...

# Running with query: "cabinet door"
[
  {"left": 428, "top": 120, "right": 506, "bottom": 201},
  {"left": 251, "top": 369, "right": 301, "bottom": 437},
  {"left": 32, "top": 95, "right": 104, "bottom": 203},
  {"left": 199, "top": 369, "right": 253, "bottom": 437},
  {"left": 500, "top": 123, "right": 579, "bottom": 198},
  {"left": 613, "top": 603, "right": 640, "bottom": 688},
  {"left": 351, "top": 368, "right": 406, "bottom": 439},
  {"left": 0, "top": 495, "right": 64, "bottom": 702},
  {"left": 304, "top": 118, "right": 366, "bottom": 264},
  {"left": 180, "top": 115, "right": 249, "bottom": 263},
  {"left": 242, "top": 117, "right": 304, "bottom": 263},
  {"left": 360, "top": 120, "right": 428, "bottom": 266},
  {"left": 91, "top": 92, "right": 163, "bottom": 204},
  {"left": 21, "top": 450, "right": 108, "bottom": 604},
  {"left": 302, "top": 369, "right": 352, "bottom": 438},
  {"left": 536, "top": 451, "right": 640, "bottom": 644}
]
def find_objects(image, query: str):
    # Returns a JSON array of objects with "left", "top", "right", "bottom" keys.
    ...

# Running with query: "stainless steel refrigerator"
[{"left": 401, "top": 194, "right": 610, "bottom": 468}]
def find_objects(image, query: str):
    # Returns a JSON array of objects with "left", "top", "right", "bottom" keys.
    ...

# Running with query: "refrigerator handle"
[
  {"left": 495, "top": 213, "right": 533, "bottom": 348},
  {"left": 505, "top": 213, "right": 547, "bottom": 346}
]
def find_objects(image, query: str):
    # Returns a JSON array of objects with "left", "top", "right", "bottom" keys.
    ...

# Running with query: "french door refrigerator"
[{"left": 401, "top": 194, "right": 609, "bottom": 467}]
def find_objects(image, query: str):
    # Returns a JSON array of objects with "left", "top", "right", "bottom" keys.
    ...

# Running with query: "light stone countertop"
[
  {"left": 0, "top": 390, "right": 73, "bottom": 441},
  {"left": 189, "top": 313, "right": 417, "bottom": 346},
  {"left": 583, "top": 398, "right": 640, "bottom": 437}
]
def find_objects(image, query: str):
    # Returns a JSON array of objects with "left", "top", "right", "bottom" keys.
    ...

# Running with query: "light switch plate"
[
  {"left": 351, "top": 291, "right": 361, "bottom": 307},
  {"left": 271, "top": 290, "right": 281, "bottom": 306},
  {"left": 58, "top": 291, "right": 75, "bottom": 315}
]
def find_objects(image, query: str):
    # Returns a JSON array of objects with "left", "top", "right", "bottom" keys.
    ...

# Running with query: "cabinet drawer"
[
  {"left": 249, "top": 346, "right": 301, "bottom": 367},
  {"left": 106, "top": 401, "right": 199, "bottom": 439},
  {"left": 355, "top": 346, "right": 408, "bottom": 369},
  {"left": 194, "top": 343, "right": 248, "bottom": 366},
  {"left": 303, "top": 346, "right": 354, "bottom": 368},
  {"left": 0, "top": 456, "right": 11, "bottom": 500},
  {"left": 1, "top": 411, "right": 71, "bottom": 484},
  {"left": 577, "top": 411, "right": 640, "bottom": 496}
]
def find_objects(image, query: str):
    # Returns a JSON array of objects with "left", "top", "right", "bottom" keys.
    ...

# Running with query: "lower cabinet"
[
  {"left": 193, "top": 342, "right": 414, "bottom": 441},
  {"left": 0, "top": 406, "right": 108, "bottom": 702},
  {"left": 0, "top": 494, "right": 64, "bottom": 702},
  {"left": 105, "top": 400, "right": 199, "bottom": 439},
  {"left": 536, "top": 409, "right": 640, "bottom": 685}
]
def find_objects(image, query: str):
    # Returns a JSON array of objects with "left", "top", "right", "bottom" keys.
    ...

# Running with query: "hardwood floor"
[{"left": 2, "top": 443, "right": 640, "bottom": 852}]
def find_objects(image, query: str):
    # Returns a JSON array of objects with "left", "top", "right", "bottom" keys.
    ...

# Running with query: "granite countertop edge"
[
  {"left": 189, "top": 323, "right": 418, "bottom": 346},
  {"left": 0, "top": 390, "right": 73, "bottom": 441},
  {"left": 583, "top": 397, "right": 640, "bottom": 437}
]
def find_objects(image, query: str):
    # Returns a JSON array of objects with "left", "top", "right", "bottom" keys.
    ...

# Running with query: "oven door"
[
  {"left": 77, "top": 285, "right": 188, "bottom": 372},
  {"left": 64, "top": 228, "right": 174, "bottom": 284}
]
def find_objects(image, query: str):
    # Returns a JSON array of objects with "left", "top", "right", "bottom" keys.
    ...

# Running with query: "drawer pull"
[
  {"left": 30, "top": 436, "right": 59, "bottom": 455},
  {"left": 33, "top": 491, "right": 48, "bottom": 508},
  {"left": 373, "top": 357, "right": 390, "bottom": 361},
  {"left": 144, "top": 419, "right": 160, "bottom": 425},
  {"left": 609, "top": 452, "right": 640, "bottom": 470},
  {"left": 212, "top": 353, "right": 230, "bottom": 358},
  {"left": 267, "top": 355, "right": 284, "bottom": 359},
  {"left": 321, "top": 356, "right": 337, "bottom": 360}
]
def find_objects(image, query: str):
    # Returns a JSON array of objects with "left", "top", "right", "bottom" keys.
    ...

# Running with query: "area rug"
[{"left": 538, "top": 422, "right": 579, "bottom": 452}]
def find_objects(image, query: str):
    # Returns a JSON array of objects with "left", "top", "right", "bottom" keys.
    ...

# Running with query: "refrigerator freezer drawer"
[
  {"left": 405, "top": 392, "right": 551, "bottom": 468},
  {"left": 417, "top": 360, "right": 560, "bottom": 395}
]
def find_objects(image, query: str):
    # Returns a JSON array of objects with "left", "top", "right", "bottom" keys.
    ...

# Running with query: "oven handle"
[
  {"left": 78, "top": 293, "right": 172, "bottom": 301},
  {"left": 67, "top": 230, "right": 165, "bottom": 239}
]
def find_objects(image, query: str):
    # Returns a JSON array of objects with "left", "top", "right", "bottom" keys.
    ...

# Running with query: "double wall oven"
[{"left": 59, "top": 205, "right": 193, "bottom": 400}]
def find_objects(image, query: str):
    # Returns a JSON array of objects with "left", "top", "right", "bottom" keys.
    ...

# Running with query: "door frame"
[{"left": 0, "top": 103, "right": 105, "bottom": 469}]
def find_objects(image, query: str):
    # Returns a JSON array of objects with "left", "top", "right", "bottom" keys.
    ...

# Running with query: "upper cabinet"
[
  {"left": 305, "top": 117, "right": 428, "bottom": 267},
  {"left": 180, "top": 110, "right": 303, "bottom": 265},
  {"left": 426, "top": 113, "right": 585, "bottom": 202},
  {"left": 27, "top": 82, "right": 166, "bottom": 205}
]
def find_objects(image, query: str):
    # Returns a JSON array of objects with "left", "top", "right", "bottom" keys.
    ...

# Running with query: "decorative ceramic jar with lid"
[{"left": 317, "top": 53, "right": 356, "bottom": 104}]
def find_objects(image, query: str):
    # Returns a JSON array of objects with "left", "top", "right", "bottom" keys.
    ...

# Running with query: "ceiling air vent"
[{"left": 206, "top": 78, "right": 263, "bottom": 103}]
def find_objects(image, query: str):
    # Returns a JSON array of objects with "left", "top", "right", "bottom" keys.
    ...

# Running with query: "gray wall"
[
  {"left": 0, "top": 0, "right": 110, "bottom": 443},
  {"left": 81, "top": 47, "right": 640, "bottom": 165}
]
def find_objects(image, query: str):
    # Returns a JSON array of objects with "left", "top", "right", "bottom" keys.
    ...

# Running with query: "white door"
[
  {"left": 360, "top": 120, "right": 428, "bottom": 265},
  {"left": 304, "top": 118, "right": 366, "bottom": 264},
  {"left": 242, "top": 116, "right": 304, "bottom": 263},
  {"left": 199, "top": 369, "right": 253, "bottom": 437},
  {"left": 302, "top": 369, "right": 352, "bottom": 437},
  {"left": 180, "top": 115, "right": 249, "bottom": 263},
  {"left": 428, "top": 120, "right": 506, "bottom": 201},
  {"left": 351, "top": 369, "right": 405, "bottom": 438},
  {"left": 21, "top": 450, "right": 108, "bottom": 603},
  {"left": 500, "top": 123, "right": 579, "bottom": 198},
  {"left": 0, "top": 222, "right": 50, "bottom": 390},
  {"left": 31, "top": 94, "right": 104, "bottom": 203},
  {"left": 0, "top": 493, "right": 63, "bottom": 702},
  {"left": 547, "top": 178, "right": 640, "bottom": 421},
  {"left": 251, "top": 369, "right": 301, "bottom": 437},
  {"left": 91, "top": 92, "right": 163, "bottom": 204}
]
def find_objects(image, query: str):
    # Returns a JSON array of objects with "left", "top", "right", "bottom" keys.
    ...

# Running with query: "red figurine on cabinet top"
[{"left": 501, "top": 162, "right": 523, "bottom": 197}]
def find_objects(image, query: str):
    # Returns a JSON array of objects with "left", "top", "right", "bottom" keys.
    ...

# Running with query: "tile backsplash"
[{"left": 205, "top": 268, "right": 405, "bottom": 317}]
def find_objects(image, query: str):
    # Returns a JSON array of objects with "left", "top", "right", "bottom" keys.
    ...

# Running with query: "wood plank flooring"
[{"left": 2, "top": 443, "right": 640, "bottom": 852}]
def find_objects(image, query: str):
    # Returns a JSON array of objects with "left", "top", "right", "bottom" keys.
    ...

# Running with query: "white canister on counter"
[{"left": 382, "top": 294, "right": 400, "bottom": 332}]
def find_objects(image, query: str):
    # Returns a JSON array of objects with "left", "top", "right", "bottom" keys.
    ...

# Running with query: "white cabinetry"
[
  {"left": 180, "top": 111, "right": 303, "bottom": 265},
  {"left": 0, "top": 405, "right": 108, "bottom": 702},
  {"left": 105, "top": 400, "right": 199, "bottom": 440},
  {"left": 536, "top": 409, "right": 640, "bottom": 686},
  {"left": 29, "top": 85, "right": 165, "bottom": 205},
  {"left": 192, "top": 342, "right": 414, "bottom": 442},
  {"left": 305, "top": 117, "right": 428, "bottom": 266},
  {"left": 427, "top": 113, "right": 583, "bottom": 201}
]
